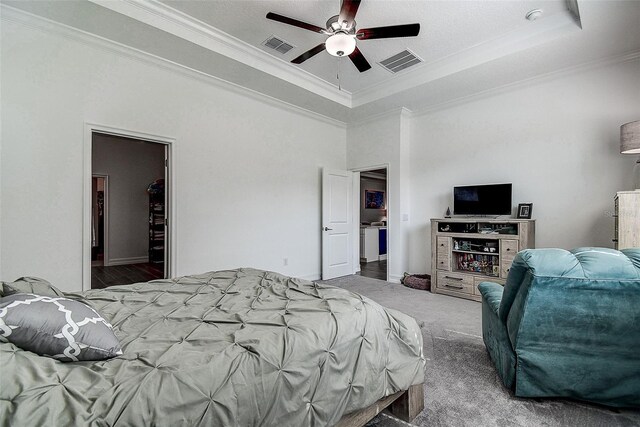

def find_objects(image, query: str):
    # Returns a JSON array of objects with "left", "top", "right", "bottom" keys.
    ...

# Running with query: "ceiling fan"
[{"left": 266, "top": 0, "right": 420, "bottom": 72}]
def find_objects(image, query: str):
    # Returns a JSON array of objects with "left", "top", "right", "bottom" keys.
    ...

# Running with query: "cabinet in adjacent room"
[{"left": 360, "top": 226, "right": 388, "bottom": 262}]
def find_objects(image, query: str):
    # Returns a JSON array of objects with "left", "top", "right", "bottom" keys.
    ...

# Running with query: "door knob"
[{"left": 324, "top": 227, "right": 333, "bottom": 231}]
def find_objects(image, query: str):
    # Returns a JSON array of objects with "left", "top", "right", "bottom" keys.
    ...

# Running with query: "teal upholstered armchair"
[{"left": 478, "top": 247, "right": 640, "bottom": 407}]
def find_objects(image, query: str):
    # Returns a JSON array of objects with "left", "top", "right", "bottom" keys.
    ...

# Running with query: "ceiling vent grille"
[
  {"left": 262, "top": 36, "right": 295, "bottom": 54},
  {"left": 379, "top": 49, "right": 423, "bottom": 73}
]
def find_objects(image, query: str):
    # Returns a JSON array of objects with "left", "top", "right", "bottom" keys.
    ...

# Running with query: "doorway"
[
  {"left": 89, "top": 132, "right": 169, "bottom": 289},
  {"left": 358, "top": 168, "right": 388, "bottom": 280}
]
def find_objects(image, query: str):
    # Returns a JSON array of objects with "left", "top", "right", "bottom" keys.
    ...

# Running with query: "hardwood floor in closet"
[{"left": 91, "top": 263, "right": 164, "bottom": 289}]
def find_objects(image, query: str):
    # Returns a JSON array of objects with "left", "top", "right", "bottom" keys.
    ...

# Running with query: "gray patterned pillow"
[
  {"left": 2, "top": 277, "right": 65, "bottom": 298},
  {"left": 0, "top": 293, "right": 122, "bottom": 361}
]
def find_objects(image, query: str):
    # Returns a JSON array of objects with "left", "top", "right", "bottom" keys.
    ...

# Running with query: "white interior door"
[{"left": 322, "top": 169, "right": 354, "bottom": 280}]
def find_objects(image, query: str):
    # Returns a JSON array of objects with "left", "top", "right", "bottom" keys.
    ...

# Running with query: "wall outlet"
[{"left": 283, "top": 258, "right": 288, "bottom": 266}]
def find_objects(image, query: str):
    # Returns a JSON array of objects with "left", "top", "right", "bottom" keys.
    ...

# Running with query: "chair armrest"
[{"left": 478, "top": 281, "right": 503, "bottom": 316}]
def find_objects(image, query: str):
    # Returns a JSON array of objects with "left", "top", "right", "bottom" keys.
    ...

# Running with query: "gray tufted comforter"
[{"left": 0, "top": 268, "right": 425, "bottom": 426}]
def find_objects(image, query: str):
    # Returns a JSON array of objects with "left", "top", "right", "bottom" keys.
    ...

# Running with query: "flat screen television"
[{"left": 453, "top": 183, "right": 512, "bottom": 216}]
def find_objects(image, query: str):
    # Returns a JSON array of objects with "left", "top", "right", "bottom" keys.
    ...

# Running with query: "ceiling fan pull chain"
[{"left": 337, "top": 59, "right": 341, "bottom": 91}]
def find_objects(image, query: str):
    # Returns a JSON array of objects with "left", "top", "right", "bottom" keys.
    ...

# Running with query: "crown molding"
[
  {"left": 4, "top": 2, "right": 635, "bottom": 129},
  {"left": 399, "top": 107, "right": 413, "bottom": 120},
  {"left": 347, "top": 107, "right": 412, "bottom": 128},
  {"left": 411, "top": 49, "right": 640, "bottom": 118},
  {"left": 90, "top": 1, "right": 583, "bottom": 111},
  {"left": 87, "top": 0, "right": 352, "bottom": 107},
  {"left": 351, "top": 11, "right": 582, "bottom": 108},
  {"left": 0, "top": 4, "right": 347, "bottom": 129}
]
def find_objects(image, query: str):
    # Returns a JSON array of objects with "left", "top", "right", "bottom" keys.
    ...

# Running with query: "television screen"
[{"left": 453, "top": 183, "right": 512, "bottom": 216}]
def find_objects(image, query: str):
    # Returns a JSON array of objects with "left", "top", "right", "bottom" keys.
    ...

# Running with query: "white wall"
[
  {"left": 0, "top": 18, "right": 346, "bottom": 291},
  {"left": 92, "top": 134, "right": 165, "bottom": 264},
  {"left": 347, "top": 110, "right": 412, "bottom": 282},
  {"left": 408, "top": 59, "right": 640, "bottom": 273}
]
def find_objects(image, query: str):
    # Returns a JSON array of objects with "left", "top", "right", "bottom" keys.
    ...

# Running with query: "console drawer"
[
  {"left": 501, "top": 239, "right": 519, "bottom": 256},
  {"left": 500, "top": 239, "right": 518, "bottom": 279},
  {"left": 436, "top": 237, "right": 451, "bottom": 270},
  {"left": 437, "top": 271, "right": 473, "bottom": 295},
  {"left": 501, "top": 258, "right": 515, "bottom": 279}
]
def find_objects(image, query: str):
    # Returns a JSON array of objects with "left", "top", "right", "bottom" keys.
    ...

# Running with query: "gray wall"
[{"left": 92, "top": 134, "right": 165, "bottom": 264}]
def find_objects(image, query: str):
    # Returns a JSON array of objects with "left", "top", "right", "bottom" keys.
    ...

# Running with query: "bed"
[{"left": 0, "top": 268, "right": 425, "bottom": 426}]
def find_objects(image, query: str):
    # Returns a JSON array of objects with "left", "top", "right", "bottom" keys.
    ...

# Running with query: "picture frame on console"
[{"left": 517, "top": 203, "right": 533, "bottom": 219}]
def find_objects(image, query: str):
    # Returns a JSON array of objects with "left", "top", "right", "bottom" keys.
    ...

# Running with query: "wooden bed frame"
[{"left": 336, "top": 383, "right": 424, "bottom": 427}]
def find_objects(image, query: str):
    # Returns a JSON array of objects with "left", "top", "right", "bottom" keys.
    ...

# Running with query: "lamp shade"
[
  {"left": 621, "top": 120, "right": 640, "bottom": 154},
  {"left": 325, "top": 33, "right": 356, "bottom": 57}
]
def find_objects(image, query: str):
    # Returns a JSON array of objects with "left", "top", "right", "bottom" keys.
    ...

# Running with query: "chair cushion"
[
  {"left": 0, "top": 293, "right": 122, "bottom": 362},
  {"left": 519, "top": 247, "right": 640, "bottom": 280},
  {"left": 498, "top": 248, "right": 640, "bottom": 322}
]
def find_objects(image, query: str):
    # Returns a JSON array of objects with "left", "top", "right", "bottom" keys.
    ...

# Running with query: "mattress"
[{"left": 0, "top": 268, "right": 425, "bottom": 426}]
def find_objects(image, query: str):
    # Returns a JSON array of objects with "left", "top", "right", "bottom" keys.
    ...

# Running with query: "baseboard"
[
  {"left": 300, "top": 273, "right": 321, "bottom": 281},
  {"left": 107, "top": 256, "right": 149, "bottom": 266},
  {"left": 388, "top": 274, "right": 402, "bottom": 284}
]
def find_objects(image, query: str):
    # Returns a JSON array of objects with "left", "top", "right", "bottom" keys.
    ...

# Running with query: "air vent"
[
  {"left": 262, "top": 36, "right": 295, "bottom": 54},
  {"left": 379, "top": 49, "right": 423, "bottom": 73}
]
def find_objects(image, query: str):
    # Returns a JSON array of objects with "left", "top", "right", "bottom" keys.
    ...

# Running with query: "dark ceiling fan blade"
[
  {"left": 357, "top": 23, "right": 420, "bottom": 40},
  {"left": 339, "top": 0, "right": 361, "bottom": 25},
  {"left": 348, "top": 47, "right": 371, "bottom": 72},
  {"left": 291, "top": 43, "right": 326, "bottom": 64},
  {"left": 266, "top": 12, "right": 326, "bottom": 34}
]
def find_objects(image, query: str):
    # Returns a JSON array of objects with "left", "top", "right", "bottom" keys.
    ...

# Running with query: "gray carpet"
[{"left": 319, "top": 275, "right": 640, "bottom": 427}]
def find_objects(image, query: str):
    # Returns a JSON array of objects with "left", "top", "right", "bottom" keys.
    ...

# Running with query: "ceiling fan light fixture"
[
  {"left": 266, "top": 1, "right": 420, "bottom": 72},
  {"left": 325, "top": 33, "right": 356, "bottom": 57}
]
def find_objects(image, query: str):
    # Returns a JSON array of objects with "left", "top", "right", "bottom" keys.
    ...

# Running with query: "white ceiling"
[
  {"left": 3, "top": 0, "right": 640, "bottom": 122},
  {"left": 160, "top": 0, "right": 570, "bottom": 93}
]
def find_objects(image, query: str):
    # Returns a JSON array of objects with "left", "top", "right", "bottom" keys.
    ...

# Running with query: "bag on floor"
[{"left": 401, "top": 273, "right": 431, "bottom": 291}]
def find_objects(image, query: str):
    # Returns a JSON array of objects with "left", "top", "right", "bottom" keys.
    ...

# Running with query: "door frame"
[
  {"left": 92, "top": 174, "right": 110, "bottom": 267},
  {"left": 350, "top": 163, "right": 390, "bottom": 282},
  {"left": 83, "top": 123, "right": 176, "bottom": 291}
]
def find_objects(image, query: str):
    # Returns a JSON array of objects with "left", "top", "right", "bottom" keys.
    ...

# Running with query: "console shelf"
[
  {"left": 431, "top": 218, "right": 535, "bottom": 302},
  {"left": 452, "top": 249, "right": 499, "bottom": 256}
]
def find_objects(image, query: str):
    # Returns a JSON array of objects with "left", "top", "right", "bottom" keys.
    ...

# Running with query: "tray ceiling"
[
  {"left": 3, "top": 1, "right": 639, "bottom": 122},
  {"left": 160, "top": 0, "right": 569, "bottom": 93}
]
